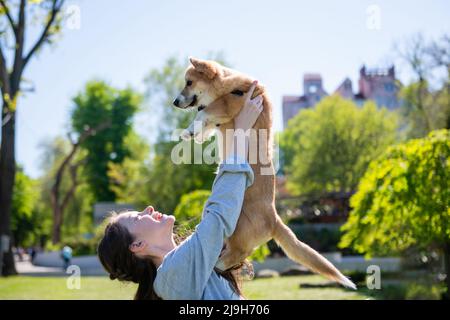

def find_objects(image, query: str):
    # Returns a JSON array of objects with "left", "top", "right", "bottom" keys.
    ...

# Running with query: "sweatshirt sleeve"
[{"left": 153, "top": 156, "right": 254, "bottom": 300}]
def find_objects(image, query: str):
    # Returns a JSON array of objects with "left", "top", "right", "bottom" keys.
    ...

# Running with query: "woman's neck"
[{"left": 152, "top": 236, "right": 177, "bottom": 268}]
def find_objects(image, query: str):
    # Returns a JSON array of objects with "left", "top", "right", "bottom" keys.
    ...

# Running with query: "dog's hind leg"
[{"left": 215, "top": 200, "right": 274, "bottom": 271}]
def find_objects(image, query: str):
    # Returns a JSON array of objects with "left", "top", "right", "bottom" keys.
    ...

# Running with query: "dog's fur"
[{"left": 174, "top": 58, "right": 355, "bottom": 289}]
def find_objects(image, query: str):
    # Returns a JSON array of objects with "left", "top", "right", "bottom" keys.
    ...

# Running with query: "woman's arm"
[{"left": 154, "top": 82, "right": 263, "bottom": 300}]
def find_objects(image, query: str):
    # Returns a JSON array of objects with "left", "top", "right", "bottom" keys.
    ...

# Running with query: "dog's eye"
[
  {"left": 186, "top": 80, "right": 193, "bottom": 87},
  {"left": 198, "top": 106, "right": 205, "bottom": 111},
  {"left": 231, "top": 90, "right": 244, "bottom": 96}
]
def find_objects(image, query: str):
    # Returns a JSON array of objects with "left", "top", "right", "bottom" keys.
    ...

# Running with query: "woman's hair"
[
  {"left": 97, "top": 215, "right": 161, "bottom": 300},
  {"left": 97, "top": 212, "right": 250, "bottom": 300}
]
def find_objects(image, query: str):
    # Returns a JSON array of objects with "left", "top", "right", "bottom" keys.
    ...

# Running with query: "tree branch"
[
  {"left": 0, "top": 41, "right": 12, "bottom": 127},
  {"left": 10, "top": 0, "right": 25, "bottom": 91},
  {"left": 0, "top": 0, "right": 17, "bottom": 34},
  {"left": 23, "top": 0, "right": 65, "bottom": 68},
  {"left": 0, "top": 42, "right": 10, "bottom": 96},
  {"left": 51, "top": 120, "right": 111, "bottom": 208},
  {"left": 61, "top": 158, "right": 87, "bottom": 211}
]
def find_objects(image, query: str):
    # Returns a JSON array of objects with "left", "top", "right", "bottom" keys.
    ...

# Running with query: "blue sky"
[{"left": 13, "top": 0, "right": 450, "bottom": 178}]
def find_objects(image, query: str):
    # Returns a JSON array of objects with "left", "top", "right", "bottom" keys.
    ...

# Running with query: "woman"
[{"left": 98, "top": 81, "right": 263, "bottom": 300}]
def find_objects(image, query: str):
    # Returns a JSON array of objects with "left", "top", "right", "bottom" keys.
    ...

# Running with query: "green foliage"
[
  {"left": 144, "top": 56, "right": 193, "bottom": 140},
  {"left": 107, "top": 132, "right": 151, "bottom": 208},
  {"left": 174, "top": 190, "right": 211, "bottom": 229},
  {"left": 288, "top": 224, "right": 342, "bottom": 252},
  {"left": 339, "top": 129, "right": 450, "bottom": 256},
  {"left": 248, "top": 243, "right": 270, "bottom": 263},
  {"left": 37, "top": 136, "right": 94, "bottom": 244},
  {"left": 11, "top": 168, "right": 41, "bottom": 247},
  {"left": 400, "top": 81, "right": 450, "bottom": 138},
  {"left": 173, "top": 189, "right": 270, "bottom": 262},
  {"left": 71, "top": 81, "right": 142, "bottom": 201},
  {"left": 404, "top": 283, "right": 443, "bottom": 300},
  {"left": 280, "top": 95, "right": 398, "bottom": 195},
  {"left": 140, "top": 55, "right": 227, "bottom": 213},
  {"left": 396, "top": 33, "right": 450, "bottom": 139},
  {"left": 54, "top": 218, "right": 113, "bottom": 256}
]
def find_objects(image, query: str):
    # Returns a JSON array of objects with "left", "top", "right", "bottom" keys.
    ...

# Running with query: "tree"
[
  {"left": 397, "top": 33, "right": 450, "bottom": 138},
  {"left": 50, "top": 122, "right": 110, "bottom": 244},
  {"left": 107, "top": 132, "right": 151, "bottom": 208},
  {"left": 71, "top": 81, "right": 141, "bottom": 202},
  {"left": 11, "top": 167, "right": 39, "bottom": 248},
  {"left": 38, "top": 136, "right": 94, "bottom": 245},
  {"left": 339, "top": 129, "right": 450, "bottom": 298},
  {"left": 141, "top": 55, "right": 225, "bottom": 213},
  {"left": 0, "top": 0, "right": 66, "bottom": 276},
  {"left": 280, "top": 95, "right": 398, "bottom": 196}
]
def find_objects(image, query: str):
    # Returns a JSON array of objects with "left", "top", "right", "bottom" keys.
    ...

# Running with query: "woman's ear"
[
  {"left": 129, "top": 240, "right": 147, "bottom": 254},
  {"left": 130, "top": 240, "right": 167, "bottom": 259}
]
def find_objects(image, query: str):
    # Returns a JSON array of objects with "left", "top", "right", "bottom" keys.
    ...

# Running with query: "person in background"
[{"left": 61, "top": 245, "right": 73, "bottom": 271}]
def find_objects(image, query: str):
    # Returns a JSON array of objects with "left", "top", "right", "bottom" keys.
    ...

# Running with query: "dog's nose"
[{"left": 173, "top": 98, "right": 180, "bottom": 107}]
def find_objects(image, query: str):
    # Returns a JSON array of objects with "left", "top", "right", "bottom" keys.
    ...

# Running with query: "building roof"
[{"left": 303, "top": 73, "right": 322, "bottom": 81}]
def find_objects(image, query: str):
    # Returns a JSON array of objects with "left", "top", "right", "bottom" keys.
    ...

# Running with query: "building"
[
  {"left": 282, "top": 65, "right": 400, "bottom": 128},
  {"left": 277, "top": 65, "right": 400, "bottom": 224},
  {"left": 282, "top": 73, "right": 328, "bottom": 128}
]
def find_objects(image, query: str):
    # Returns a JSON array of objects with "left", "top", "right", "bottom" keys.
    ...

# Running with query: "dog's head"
[
  {"left": 181, "top": 82, "right": 265, "bottom": 144},
  {"left": 173, "top": 57, "right": 228, "bottom": 110}
]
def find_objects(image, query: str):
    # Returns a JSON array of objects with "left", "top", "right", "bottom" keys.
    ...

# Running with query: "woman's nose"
[{"left": 144, "top": 206, "right": 154, "bottom": 214}]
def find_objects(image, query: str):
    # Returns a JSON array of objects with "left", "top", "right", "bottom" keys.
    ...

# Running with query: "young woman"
[{"left": 97, "top": 81, "right": 263, "bottom": 300}]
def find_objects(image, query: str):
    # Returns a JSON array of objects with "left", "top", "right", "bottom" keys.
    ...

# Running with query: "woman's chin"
[{"left": 164, "top": 214, "right": 176, "bottom": 225}]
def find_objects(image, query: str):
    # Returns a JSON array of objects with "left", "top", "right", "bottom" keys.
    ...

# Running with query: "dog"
[{"left": 173, "top": 57, "right": 356, "bottom": 289}]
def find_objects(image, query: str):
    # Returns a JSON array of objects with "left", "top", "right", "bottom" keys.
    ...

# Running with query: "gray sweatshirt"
[{"left": 153, "top": 158, "right": 254, "bottom": 300}]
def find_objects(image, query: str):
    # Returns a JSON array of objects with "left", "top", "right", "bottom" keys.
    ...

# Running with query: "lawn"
[{"left": 0, "top": 275, "right": 371, "bottom": 300}]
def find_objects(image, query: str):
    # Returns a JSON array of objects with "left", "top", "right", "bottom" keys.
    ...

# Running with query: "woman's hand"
[
  {"left": 226, "top": 81, "right": 264, "bottom": 163},
  {"left": 234, "top": 81, "right": 263, "bottom": 131}
]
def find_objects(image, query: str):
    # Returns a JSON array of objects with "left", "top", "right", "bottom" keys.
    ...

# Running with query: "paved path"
[
  {"left": 15, "top": 256, "right": 107, "bottom": 277},
  {"left": 15, "top": 259, "right": 65, "bottom": 277}
]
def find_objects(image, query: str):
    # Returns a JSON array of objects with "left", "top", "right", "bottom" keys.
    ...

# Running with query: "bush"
[
  {"left": 48, "top": 220, "right": 110, "bottom": 257},
  {"left": 404, "top": 283, "right": 443, "bottom": 300},
  {"left": 174, "top": 190, "right": 211, "bottom": 230},
  {"left": 289, "top": 223, "right": 342, "bottom": 252}
]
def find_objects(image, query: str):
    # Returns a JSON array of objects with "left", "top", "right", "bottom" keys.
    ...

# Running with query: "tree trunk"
[
  {"left": 51, "top": 205, "right": 62, "bottom": 245},
  {"left": 443, "top": 242, "right": 450, "bottom": 300},
  {"left": 0, "top": 109, "right": 17, "bottom": 276}
]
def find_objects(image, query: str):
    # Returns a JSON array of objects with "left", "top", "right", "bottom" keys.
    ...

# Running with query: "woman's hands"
[
  {"left": 234, "top": 81, "right": 264, "bottom": 131},
  {"left": 227, "top": 80, "right": 264, "bottom": 163}
]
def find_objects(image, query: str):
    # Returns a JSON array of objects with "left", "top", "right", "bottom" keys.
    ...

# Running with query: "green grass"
[
  {"left": 244, "top": 275, "right": 369, "bottom": 300},
  {"left": 0, "top": 275, "right": 371, "bottom": 300}
]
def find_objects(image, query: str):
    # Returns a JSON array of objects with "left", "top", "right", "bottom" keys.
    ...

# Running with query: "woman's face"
[{"left": 116, "top": 206, "right": 176, "bottom": 253}]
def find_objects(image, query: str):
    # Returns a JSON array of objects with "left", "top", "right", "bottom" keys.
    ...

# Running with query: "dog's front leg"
[{"left": 181, "top": 110, "right": 216, "bottom": 143}]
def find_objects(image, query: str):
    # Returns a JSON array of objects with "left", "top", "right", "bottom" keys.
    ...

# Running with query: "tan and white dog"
[{"left": 173, "top": 57, "right": 355, "bottom": 289}]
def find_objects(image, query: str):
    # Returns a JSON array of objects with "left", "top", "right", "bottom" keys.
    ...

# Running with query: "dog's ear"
[{"left": 189, "top": 57, "right": 217, "bottom": 79}]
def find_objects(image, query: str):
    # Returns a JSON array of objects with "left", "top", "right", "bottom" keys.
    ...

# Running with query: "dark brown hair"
[{"left": 97, "top": 214, "right": 248, "bottom": 300}]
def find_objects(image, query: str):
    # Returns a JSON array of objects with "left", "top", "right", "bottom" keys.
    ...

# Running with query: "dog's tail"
[{"left": 272, "top": 217, "right": 356, "bottom": 290}]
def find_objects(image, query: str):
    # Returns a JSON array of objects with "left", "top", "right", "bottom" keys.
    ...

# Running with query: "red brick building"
[{"left": 282, "top": 65, "right": 400, "bottom": 128}]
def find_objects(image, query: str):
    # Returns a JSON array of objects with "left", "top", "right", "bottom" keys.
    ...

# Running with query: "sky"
[{"left": 10, "top": 0, "right": 450, "bottom": 178}]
